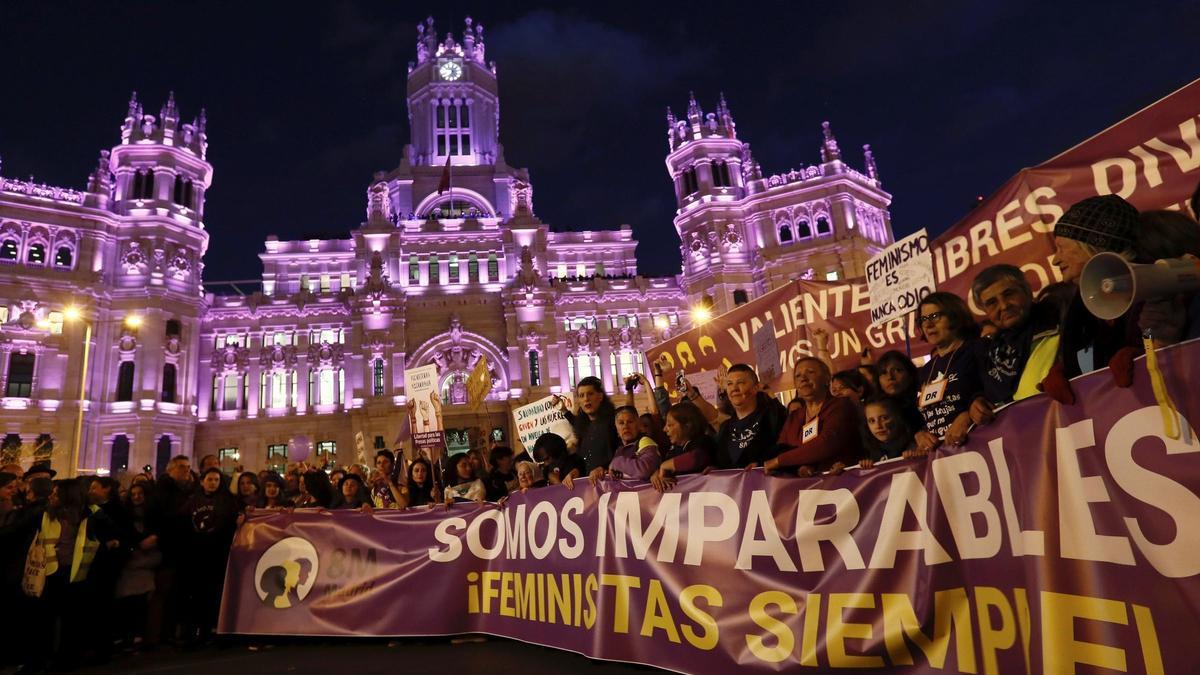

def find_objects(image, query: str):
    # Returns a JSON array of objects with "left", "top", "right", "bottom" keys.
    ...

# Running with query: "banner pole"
[{"left": 904, "top": 310, "right": 912, "bottom": 359}]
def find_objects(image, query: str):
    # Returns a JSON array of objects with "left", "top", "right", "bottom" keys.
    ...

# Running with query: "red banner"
[
  {"left": 221, "top": 340, "right": 1200, "bottom": 674},
  {"left": 647, "top": 77, "right": 1200, "bottom": 377}
]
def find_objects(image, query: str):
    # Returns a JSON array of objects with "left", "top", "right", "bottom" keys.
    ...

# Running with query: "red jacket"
[{"left": 774, "top": 395, "right": 864, "bottom": 471}]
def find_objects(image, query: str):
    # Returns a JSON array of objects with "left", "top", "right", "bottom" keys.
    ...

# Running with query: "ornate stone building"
[{"left": 0, "top": 17, "right": 892, "bottom": 475}]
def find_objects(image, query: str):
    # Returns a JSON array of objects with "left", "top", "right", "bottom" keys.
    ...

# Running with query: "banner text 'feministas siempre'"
[{"left": 221, "top": 341, "right": 1200, "bottom": 674}]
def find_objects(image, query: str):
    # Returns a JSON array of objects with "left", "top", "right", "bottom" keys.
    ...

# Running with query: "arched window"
[
  {"left": 373, "top": 358, "right": 385, "bottom": 397},
  {"left": 315, "top": 368, "right": 343, "bottom": 406},
  {"left": 712, "top": 160, "right": 732, "bottom": 188},
  {"left": 683, "top": 167, "right": 699, "bottom": 196},
  {"left": 165, "top": 319, "right": 182, "bottom": 338},
  {"left": 468, "top": 254, "right": 479, "bottom": 283},
  {"left": 440, "top": 371, "right": 469, "bottom": 405},
  {"left": 116, "top": 361, "right": 135, "bottom": 401},
  {"left": 567, "top": 353, "right": 601, "bottom": 389},
  {"left": 448, "top": 254, "right": 460, "bottom": 283},
  {"left": 0, "top": 240, "right": 17, "bottom": 261},
  {"left": 816, "top": 217, "right": 831, "bottom": 235},
  {"left": 110, "top": 435, "right": 130, "bottom": 475},
  {"left": 487, "top": 253, "right": 499, "bottom": 282},
  {"left": 142, "top": 170, "right": 155, "bottom": 199},
  {"left": 33, "top": 434, "right": 52, "bottom": 460},
  {"left": 156, "top": 435, "right": 172, "bottom": 476},
  {"left": 222, "top": 373, "right": 240, "bottom": 411},
  {"left": 610, "top": 350, "right": 641, "bottom": 384},
  {"left": 778, "top": 223, "right": 793, "bottom": 243},
  {"left": 409, "top": 256, "right": 420, "bottom": 284},
  {"left": 5, "top": 352, "right": 34, "bottom": 397},
  {"left": 172, "top": 175, "right": 194, "bottom": 207},
  {"left": 528, "top": 350, "right": 541, "bottom": 387},
  {"left": 796, "top": 220, "right": 812, "bottom": 238},
  {"left": 161, "top": 363, "right": 177, "bottom": 403},
  {"left": 435, "top": 101, "right": 472, "bottom": 157},
  {"left": 54, "top": 246, "right": 73, "bottom": 267},
  {"left": 263, "top": 369, "right": 293, "bottom": 409},
  {"left": 27, "top": 243, "right": 45, "bottom": 264},
  {"left": 429, "top": 254, "right": 440, "bottom": 285},
  {"left": 133, "top": 169, "right": 154, "bottom": 200},
  {"left": 733, "top": 289, "right": 749, "bottom": 305}
]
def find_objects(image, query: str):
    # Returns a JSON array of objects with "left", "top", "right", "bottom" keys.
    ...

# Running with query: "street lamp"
[
  {"left": 64, "top": 307, "right": 143, "bottom": 477},
  {"left": 690, "top": 295, "right": 715, "bottom": 326}
]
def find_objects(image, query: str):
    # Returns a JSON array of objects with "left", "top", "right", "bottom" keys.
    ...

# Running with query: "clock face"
[{"left": 439, "top": 61, "right": 463, "bottom": 81}]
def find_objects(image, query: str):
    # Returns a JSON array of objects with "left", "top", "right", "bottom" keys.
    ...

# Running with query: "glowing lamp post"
[
  {"left": 65, "top": 307, "right": 143, "bottom": 477},
  {"left": 690, "top": 294, "right": 715, "bottom": 326}
]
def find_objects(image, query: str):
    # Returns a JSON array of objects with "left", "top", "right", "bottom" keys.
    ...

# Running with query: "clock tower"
[{"left": 406, "top": 16, "right": 500, "bottom": 167}]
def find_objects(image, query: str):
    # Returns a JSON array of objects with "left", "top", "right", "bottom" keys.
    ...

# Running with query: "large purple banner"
[{"left": 221, "top": 341, "right": 1200, "bottom": 674}]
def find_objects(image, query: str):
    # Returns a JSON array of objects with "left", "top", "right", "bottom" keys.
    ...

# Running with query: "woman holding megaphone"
[{"left": 1043, "top": 198, "right": 1200, "bottom": 404}]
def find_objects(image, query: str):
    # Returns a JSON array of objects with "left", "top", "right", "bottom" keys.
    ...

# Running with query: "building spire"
[
  {"left": 87, "top": 149, "right": 113, "bottom": 195},
  {"left": 863, "top": 144, "right": 879, "bottom": 181},
  {"left": 716, "top": 92, "right": 735, "bottom": 138},
  {"left": 126, "top": 91, "right": 140, "bottom": 120},
  {"left": 820, "top": 121, "right": 842, "bottom": 162},
  {"left": 686, "top": 91, "right": 702, "bottom": 124},
  {"left": 161, "top": 91, "right": 177, "bottom": 118},
  {"left": 666, "top": 107, "right": 678, "bottom": 150},
  {"left": 416, "top": 16, "right": 438, "bottom": 64}
]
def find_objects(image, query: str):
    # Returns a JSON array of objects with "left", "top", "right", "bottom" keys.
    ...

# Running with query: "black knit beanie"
[{"left": 1054, "top": 195, "right": 1138, "bottom": 253}]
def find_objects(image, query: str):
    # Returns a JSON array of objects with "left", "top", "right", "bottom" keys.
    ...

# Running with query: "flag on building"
[
  {"left": 466, "top": 355, "right": 492, "bottom": 410},
  {"left": 436, "top": 154, "right": 452, "bottom": 195}
]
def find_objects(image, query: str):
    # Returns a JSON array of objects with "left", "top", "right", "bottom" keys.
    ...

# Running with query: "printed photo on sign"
[{"left": 405, "top": 364, "right": 446, "bottom": 451}]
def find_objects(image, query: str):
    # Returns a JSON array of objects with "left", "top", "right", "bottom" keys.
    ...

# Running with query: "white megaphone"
[{"left": 1081, "top": 252, "right": 1200, "bottom": 320}]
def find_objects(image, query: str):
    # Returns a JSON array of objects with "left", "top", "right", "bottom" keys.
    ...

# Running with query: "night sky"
[{"left": 3, "top": 1, "right": 1199, "bottom": 281}]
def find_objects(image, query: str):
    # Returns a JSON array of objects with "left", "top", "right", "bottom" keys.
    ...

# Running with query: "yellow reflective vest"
[
  {"left": 38, "top": 507, "right": 100, "bottom": 583},
  {"left": 1014, "top": 332, "right": 1061, "bottom": 401}
]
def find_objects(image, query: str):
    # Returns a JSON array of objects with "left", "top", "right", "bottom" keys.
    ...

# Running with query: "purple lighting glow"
[{"left": 0, "top": 15, "right": 894, "bottom": 475}]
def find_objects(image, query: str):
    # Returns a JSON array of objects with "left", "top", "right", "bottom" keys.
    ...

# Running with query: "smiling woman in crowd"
[
  {"left": 442, "top": 454, "right": 485, "bottom": 504},
  {"left": 766, "top": 356, "right": 864, "bottom": 475},
  {"left": 912, "top": 291, "right": 987, "bottom": 448}
]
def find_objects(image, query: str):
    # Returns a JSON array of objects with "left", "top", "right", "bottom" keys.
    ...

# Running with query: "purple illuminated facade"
[{"left": 0, "top": 17, "right": 892, "bottom": 474}]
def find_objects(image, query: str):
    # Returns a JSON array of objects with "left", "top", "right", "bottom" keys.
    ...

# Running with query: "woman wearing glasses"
[{"left": 914, "top": 292, "right": 988, "bottom": 449}]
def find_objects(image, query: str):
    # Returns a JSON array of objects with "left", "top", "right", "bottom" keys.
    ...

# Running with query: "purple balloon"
[{"left": 288, "top": 434, "right": 312, "bottom": 463}]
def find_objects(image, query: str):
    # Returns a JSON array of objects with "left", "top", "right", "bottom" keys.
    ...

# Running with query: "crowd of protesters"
[{"left": 0, "top": 194, "right": 1197, "bottom": 671}]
